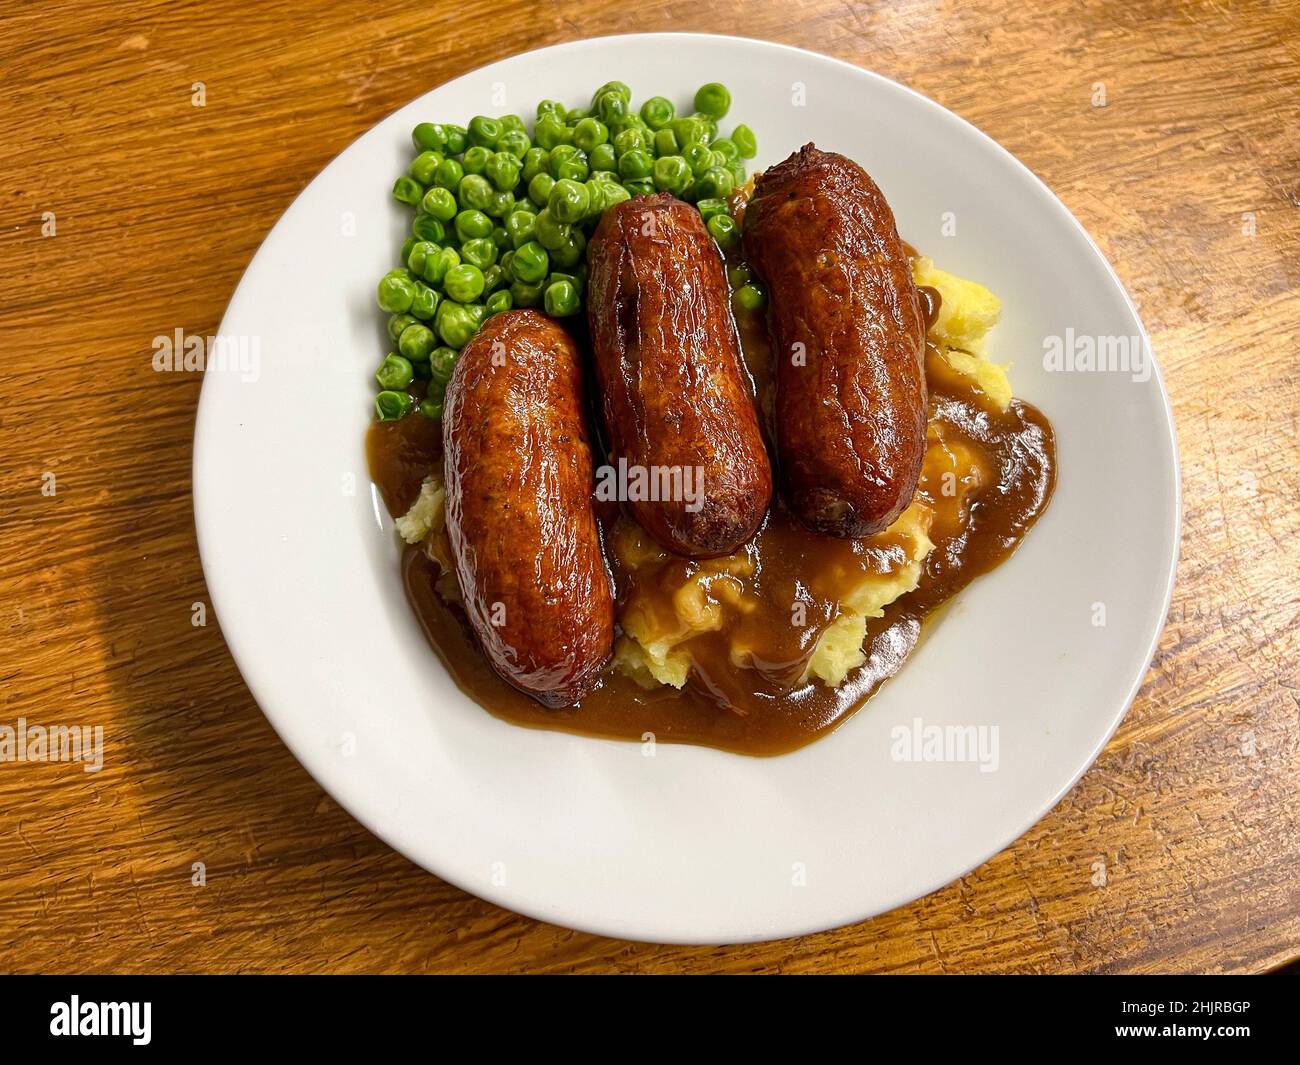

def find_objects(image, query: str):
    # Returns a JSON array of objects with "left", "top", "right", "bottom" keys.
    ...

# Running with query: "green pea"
[
  {"left": 583, "top": 180, "right": 609, "bottom": 217},
  {"left": 549, "top": 229, "right": 586, "bottom": 270},
  {"left": 499, "top": 113, "right": 525, "bottom": 135},
  {"left": 535, "top": 113, "right": 572, "bottom": 150},
  {"left": 640, "top": 96, "right": 675, "bottom": 131},
  {"left": 387, "top": 312, "right": 418, "bottom": 343},
  {"left": 442, "top": 124, "right": 468, "bottom": 155},
  {"left": 485, "top": 151, "right": 521, "bottom": 192},
  {"left": 707, "top": 212, "right": 739, "bottom": 250},
  {"left": 672, "top": 116, "right": 711, "bottom": 147},
  {"left": 498, "top": 129, "right": 531, "bottom": 160},
  {"left": 376, "top": 352, "right": 415, "bottom": 389},
  {"left": 417, "top": 396, "right": 444, "bottom": 421},
  {"left": 594, "top": 90, "right": 627, "bottom": 126},
  {"left": 500, "top": 249, "right": 515, "bottom": 277},
  {"left": 573, "top": 117, "right": 609, "bottom": 153},
  {"left": 481, "top": 264, "right": 504, "bottom": 291},
  {"left": 412, "top": 122, "right": 447, "bottom": 152},
  {"left": 406, "top": 240, "right": 438, "bottom": 275},
  {"left": 461, "top": 237, "right": 498, "bottom": 269},
  {"left": 594, "top": 80, "right": 632, "bottom": 103},
  {"left": 421, "top": 186, "right": 458, "bottom": 222},
  {"left": 536, "top": 99, "right": 565, "bottom": 122},
  {"left": 618, "top": 148, "right": 653, "bottom": 181},
  {"left": 727, "top": 159, "right": 746, "bottom": 188},
  {"left": 410, "top": 150, "right": 444, "bottom": 185},
  {"left": 548, "top": 271, "right": 584, "bottom": 299},
  {"left": 652, "top": 155, "right": 693, "bottom": 195},
  {"left": 435, "top": 299, "right": 482, "bottom": 349},
  {"left": 554, "top": 151, "right": 589, "bottom": 183},
  {"left": 692, "top": 111, "right": 720, "bottom": 138},
  {"left": 412, "top": 213, "right": 446, "bottom": 243},
  {"left": 398, "top": 322, "right": 435, "bottom": 361},
  {"left": 549, "top": 178, "right": 590, "bottom": 224},
  {"left": 521, "top": 147, "right": 549, "bottom": 183},
  {"left": 590, "top": 142, "right": 617, "bottom": 173},
  {"left": 732, "top": 282, "right": 765, "bottom": 313},
  {"left": 547, "top": 145, "right": 577, "bottom": 176},
  {"left": 510, "top": 278, "right": 545, "bottom": 307},
  {"left": 428, "top": 346, "right": 458, "bottom": 384},
  {"left": 601, "top": 182, "right": 632, "bottom": 209},
  {"left": 697, "top": 197, "right": 728, "bottom": 222},
  {"left": 731, "top": 124, "right": 757, "bottom": 159},
  {"left": 433, "top": 157, "right": 464, "bottom": 191},
  {"left": 444, "top": 263, "right": 486, "bottom": 303},
  {"left": 528, "top": 172, "right": 555, "bottom": 208},
  {"left": 377, "top": 273, "right": 416, "bottom": 312},
  {"left": 423, "top": 245, "right": 460, "bottom": 286},
  {"left": 392, "top": 176, "right": 424, "bottom": 206},
  {"left": 400, "top": 236, "right": 417, "bottom": 264},
  {"left": 375, "top": 390, "right": 414, "bottom": 421},
  {"left": 623, "top": 177, "right": 655, "bottom": 198},
  {"left": 455, "top": 173, "right": 491, "bottom": 212},
  {"left": 695, "top": 165, "right": 734, "bottom": 200},
  {"left": 410, "top": 281, "right": 441, "bottom": 321},
  {"left": 533, "top": 208, "right": 570, "bottom": 250},
  {"left": 455, "top": 209, "right": 493, "bottom": 242},
  {"left": 467, "top": 115, "right": 503, "bottom": 148},
  {"left": 510, "top": 240, "right": 549, "bottom": 284},
  {"left": 711, "top": 137, "right": 739, "bottom": 163},
  {"left": 543, "top": 278, "right": 580, "bottom": 317},
  {"left": 613, "top": 128, "right": 646, "bottom": 157},
  {"left": 506, "top": 209, "right": 538, "bottom": 249},
  {"left": 486, "top": 190, "right": 516, "bottom": 218},
  {"left": 485, "top": 289, "right": 514, "bottom": 315},
  {"left": 727, "top": 263, "right": 753, "bottom": 289},
  {"left": 491, "top": 224, "right": 509, "bottom": 246},
  {"left": 693, "top": 82, "right": 731, "bottom": 120},
  {"left": 653, "top": 128, "right": 679, "bottom": 157},
  {"left": 683, "top": 142, "right": 714, "bottom": 175},
  {"left": 462, "top": 145, "right": 492, "bottom": 175}
]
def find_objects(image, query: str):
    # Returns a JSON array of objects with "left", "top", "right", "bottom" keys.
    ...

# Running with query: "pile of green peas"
[{"left": 373, "top": 81, "right": 762, "bottom": 421}]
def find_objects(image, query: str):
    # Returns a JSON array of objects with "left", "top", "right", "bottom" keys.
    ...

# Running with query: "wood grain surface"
[{"left": 1, "top": 0, "right": 1297, "bottom": 974}]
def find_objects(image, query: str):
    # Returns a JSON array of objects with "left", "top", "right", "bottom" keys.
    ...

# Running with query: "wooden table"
[{"left": 2, "top": 0, "right": 1297, "bottom": 975}]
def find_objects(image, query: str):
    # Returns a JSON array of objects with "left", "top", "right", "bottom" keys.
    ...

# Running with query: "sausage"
[
  {"left": 442, "top": 309, "right": 614, "bottom": 708},
  {"left": 587, "top": 192, "right": 772, "bottom": 558},
  {"left": 742, "top": 144, "right": 927, "bottom": 538}
]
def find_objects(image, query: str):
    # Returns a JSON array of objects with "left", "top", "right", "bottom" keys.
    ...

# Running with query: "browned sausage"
[
  {"left": 743, "top": 144, "right": 927, "bottom": 538},
  {"left": 587, "top": 192, "right": 772, "bottom": 558},
  {"left": 442, "top": 310, "right": 614, "bottom": 708}
]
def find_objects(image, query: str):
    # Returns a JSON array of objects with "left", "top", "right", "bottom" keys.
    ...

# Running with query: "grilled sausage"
[
  {"left": 587, "top": 192, "right": 772, "bottom": 558},
  {"left": 743, "top": 144, "right": 927, "bottom": 538},
  {"left": 442, "top": 310, "right": 614, "bottom": 707}
]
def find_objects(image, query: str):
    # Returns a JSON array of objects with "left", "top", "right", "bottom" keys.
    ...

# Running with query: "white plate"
[{"left": 194, "top": 33, "right": 1180, "bottom": 943}]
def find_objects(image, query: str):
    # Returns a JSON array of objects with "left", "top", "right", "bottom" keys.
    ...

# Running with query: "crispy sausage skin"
[
  {"left": 587, "top": 193, "right": 772, "bottom": 558},
  {"left": 442, "top": 310, "right": 614, "bottom": 708},
  {"left": 743, "top": 144, "right": 927, "bottom": 538}
]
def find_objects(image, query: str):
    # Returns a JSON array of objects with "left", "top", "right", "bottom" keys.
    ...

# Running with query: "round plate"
[{"left": 194, "top": 33, "right": 1180, "bottom": 943}]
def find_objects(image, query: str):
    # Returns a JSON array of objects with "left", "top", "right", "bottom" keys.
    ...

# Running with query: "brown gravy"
[{"left": 366, "top": 275, "right": 1056, "bottom": 757}]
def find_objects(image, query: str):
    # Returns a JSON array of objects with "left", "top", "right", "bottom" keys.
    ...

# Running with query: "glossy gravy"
[{"left": 366, "top": 277, "right": 1056, "bottom": 756}]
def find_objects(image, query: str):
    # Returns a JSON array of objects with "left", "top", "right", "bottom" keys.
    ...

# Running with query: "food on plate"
[
  {"left": 373, "top": 82, "right": 761, "bottom": 424},
  {"left": 587, "top": 192, "right": 772, "bottom": 557},
  {"left": 441, "top": 310, "right": 615, "bottom": 707},
  {"left": 743, "top": 145, "right": 928, "bottom": 538},
  {"left": 365, "top": 81, "right": 1056, "bottom": 753}
]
